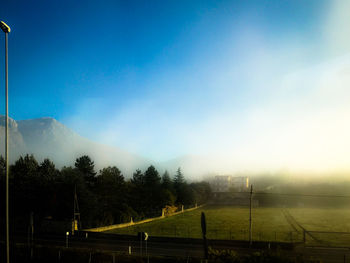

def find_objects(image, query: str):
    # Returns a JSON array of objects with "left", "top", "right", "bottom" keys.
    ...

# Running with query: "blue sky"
[{"left": 1, "top": 0, "right": 350, "bottom": 172}]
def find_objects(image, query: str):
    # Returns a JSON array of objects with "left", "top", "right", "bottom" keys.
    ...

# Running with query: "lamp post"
[
  {"left": 249, "top": 184, "right": 253, "bottom": 246},
  {"left": 66, "top": 232, "right": 69, "bottom": 248},
  {"left": 0, "top": 20, "right": 11, "bottom": 263}
]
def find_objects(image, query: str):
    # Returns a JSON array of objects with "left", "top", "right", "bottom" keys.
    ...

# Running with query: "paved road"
[
  {"left": 296, "top": 246, "right": 350, "bottom": 263},
  {"left": 8, "top": 233, "right": 350, "bottom": 262}
]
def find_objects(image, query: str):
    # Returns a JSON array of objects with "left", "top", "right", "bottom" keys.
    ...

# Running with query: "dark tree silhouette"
[
  {"left": 96, "top": 166, "right": 134, "bottom": 224},
  {"left": 174, "top": 167, "right": 185, "bottom": 185},
  {"left": 131, "top": 169, "right": 143, "bottom": 186},
  {"left": 161, "top": 170, "right": 173, "bottom": 190},
  {"left": 39, "top": 158, "right": 59, "bottom": 182},
  {"left": 4, "top": 154, "right": 212, "bottom": 231},
  {"left": 173, "top": 167, "right": 194, "bottom": 205},
  {"left": 75, "top": 155, "right": 96, "bottom": 186}
]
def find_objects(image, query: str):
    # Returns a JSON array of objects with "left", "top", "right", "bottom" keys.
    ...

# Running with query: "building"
[
  {"left": 211, "top": 175, "right": 249, "bottom": 192},
  {"left": 210, "top": 175, "right": 256, "bottom": 206}
]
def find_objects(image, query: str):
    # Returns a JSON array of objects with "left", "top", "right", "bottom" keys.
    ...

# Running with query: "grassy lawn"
[
  {"left": 288, "top": 208, "right": 350, "bottom": 246},
  {"left": 288, "top": 208, "right": 350, "bottom": 232},
  {"left": 104, "top": 206, "right": 350, "bottom": 246},
  {"left": 104, "top": 206, "right": 299, "bottom": 242}
]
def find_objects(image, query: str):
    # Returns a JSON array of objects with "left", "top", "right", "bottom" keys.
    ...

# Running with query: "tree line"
[{"left": 0, "top": 154, "right": 211, "bottom": 230}]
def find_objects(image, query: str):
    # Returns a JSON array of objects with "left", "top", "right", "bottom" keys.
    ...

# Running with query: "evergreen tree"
[
  {"left": 131, "top": 169, "right": 144, "bottom": 186},
  {"left": 58, "top": 166, "right": 98, "bottom": 227},
  {"left": 96, "top": 166, "right": 130, "bottom": 224},
  {"left": 98, "top": 166, "right": 124, "bottom": 186},
  {"left": 143, "top": 165, "right": 162, "bottom": 214},
  {"left": 37, "top": 158, "right": 60, "bottom": 217},
  {"left": 161, "top": 170, "right": 176, "bottom": 206},
  {"left": 144, "top": 165, "right": 161, "bottom": 187},
  {"left": 161, "top": 170, "right": 173, "bottom": 190},
  {"left": 174, "top": 167, "right": 185, "bottom": 185},
  {"left": 12, "top": 154, "right": 39, "bottom": 179},
  {"left": 75, "top": 155, "right": 96, "bottom": 186},
  {"left": 173, "top": 167, "right": 193, "bottom": 206},
  {"left": 39, "top": 158, "right": 59, "bottom": 182},
  {"left": 11, "top": 155, "right": 40, "bottom": 222},
  {"left": 130, "top": 169, "right": 146, "bottom": 217}
]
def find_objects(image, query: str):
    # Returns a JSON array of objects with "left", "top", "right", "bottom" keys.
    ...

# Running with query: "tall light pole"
[
  {"left": 0, "top": 20, "right": 11, "bottom": 263},
  {"left": 249, "top": 184, "right": 253, "bottom": 246}
]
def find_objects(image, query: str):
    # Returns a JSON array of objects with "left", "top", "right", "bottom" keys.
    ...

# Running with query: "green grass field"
[
  {"left": 104, "top": 206, "right": 350, "bottom": 246},
  {"left": 288, "top": 208, "right": 350, "bottom": 232},
  {"left": 105, "top": 206, "right": 301, "bottom": 242},
  {"left": 288, "top": 208, "right": 350, "bottom": 246}
]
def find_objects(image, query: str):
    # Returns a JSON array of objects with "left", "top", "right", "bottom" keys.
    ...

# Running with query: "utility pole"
[
  {"left": 72, "top": 184, "right": 81, "bottom": 235},
  {"left": 249, "top": 184, "right": 253, "bottom": 246},
  {"left": 0, "top": 21, "right": 11, "bottom": 263}
]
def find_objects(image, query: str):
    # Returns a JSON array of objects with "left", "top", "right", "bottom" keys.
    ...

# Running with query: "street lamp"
[
  {"left": 66, "top": 232, "right": 69, "bottom": 248},
  {"left": 0, "top": 20, "right": 11, "bottom": 263}
]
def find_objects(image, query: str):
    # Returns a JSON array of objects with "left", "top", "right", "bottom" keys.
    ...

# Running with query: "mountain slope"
[{"left": 0, "top": 116, "right": 151, "bottom": 176}]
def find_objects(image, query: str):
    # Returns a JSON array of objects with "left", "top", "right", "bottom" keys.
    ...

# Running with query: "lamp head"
[{"left": 0, "top": 21, "right": 10, "bottom": 33}]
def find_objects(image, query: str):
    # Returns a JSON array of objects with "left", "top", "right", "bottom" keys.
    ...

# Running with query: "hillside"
[{"left": 0, "top": 116, "right": 151, "bottom": 175}]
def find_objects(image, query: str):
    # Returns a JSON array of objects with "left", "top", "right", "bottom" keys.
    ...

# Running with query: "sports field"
[
  {"left": 287, "top": 208, "right": 350, "bottom": 246},
  {"left": 104, "top": 206, "right": 350, "bottom": 246},
  {"left": 288, "top": 208, "right": 350, "bottom": 232},
  {"left": 105, "top": 206, "right": 301, "bottom": 242}
]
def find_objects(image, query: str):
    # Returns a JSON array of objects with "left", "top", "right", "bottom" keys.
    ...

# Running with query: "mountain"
[{"left": 0, "top": 116, "right": 152, "bottom": 176}]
